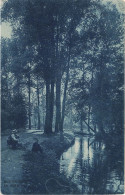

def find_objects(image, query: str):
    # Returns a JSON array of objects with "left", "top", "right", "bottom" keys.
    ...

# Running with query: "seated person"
[
  {"left": 32, "top": 138, "right": 42, "bottom": 154},
  {"left": 7, "top": 129, "right": 19, "bottom": 148}
]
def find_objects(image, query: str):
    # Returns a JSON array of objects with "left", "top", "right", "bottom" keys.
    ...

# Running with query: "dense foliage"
[{"left": 1, "top": 0, "right": 124, "bottom": 138}]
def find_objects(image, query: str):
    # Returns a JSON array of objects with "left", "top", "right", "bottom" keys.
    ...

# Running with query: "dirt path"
[
  {"left": 1, "top": 135, "right": 26, "bottom": 194},
  {"left": 1, "top": 131, "right": 44, "bottom": 194}
]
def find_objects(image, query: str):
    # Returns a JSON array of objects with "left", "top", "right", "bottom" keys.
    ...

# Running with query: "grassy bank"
[
  {"left": 2, "top": 131, "right": 80, "bottom": 194},
  {"left": 21, "top": 132, "right": 79, "bottom": 194}
]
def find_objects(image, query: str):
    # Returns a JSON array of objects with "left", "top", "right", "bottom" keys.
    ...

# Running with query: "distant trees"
[
  {"left": 89, "top": 3, "right": 124, "bottom": 135},
  {"left": 1, "top": 39, "right": 12, "bottom": 130},
  {"left": 69, "top": 2, "right": 124, "bottom": 135},
  {"left": 1, "top": 39, "right": 27, "bottom": 130}
]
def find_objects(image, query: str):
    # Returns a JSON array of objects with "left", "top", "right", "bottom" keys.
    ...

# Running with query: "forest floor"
[{"left": 1, "top": 130, "right": 79, "bottom": 194}]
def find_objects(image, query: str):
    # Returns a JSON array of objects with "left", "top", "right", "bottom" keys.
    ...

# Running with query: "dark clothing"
[
  {"left": 7, "top": 135, "right": 18, "bottom": 149},
  {"left": 32, "top": 142, "right": 42, "bottom": 153}
]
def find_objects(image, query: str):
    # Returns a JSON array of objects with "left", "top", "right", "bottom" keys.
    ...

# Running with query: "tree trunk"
[
  {"left": 80, "top": 138, "right": 84, "bottom": 194},
  {"left": 60, "top": 47, "right": 70, "bottom": 131},
  {"left": 83, "top": 120, "right": 95, "bottom": 133},
  {"left": 94, "top": 124, "right": 96, "bottom": 133},
  {"left": 80, "top": 115, "right": 83, "bottom": 132},
  {"left": 37, "top": 77, "right": 40, "bottom": 130},
  {"left": 98, "top": 61, "right": 105, "bottom": 135},
  {"left": 44, "top": 79, "right": 52, "bottom": 134},
  {"left": 55, "top": 15, "right": 61, "bottom": 133},
  {"left": 16, "top": 76, "right": 21, "bottom": 95},
  {"left": 60, "top": 67, "right": 70, "bottom": 131},
  {"left": 28, "top": 74, "right": 31, "bottom": 130},
  {"left": 50, "top": 79, "right": 54, "bottom": 131},
  {"left": 41, "top": 87, "right": 45, "bottom": 128},
  {"left": 88, "top": 104, "right": 91, "bottom": 133},
  {"left": 55, "top": 76, "right": 61, "bottom": 132}
]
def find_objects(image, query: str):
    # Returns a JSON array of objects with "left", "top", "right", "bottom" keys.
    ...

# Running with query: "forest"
[
  {"left": 2, "top": 0, "right": 124, "bottom": 136},
  {"left": 1, "top": 0, "right": 124, "bottom": 194}
]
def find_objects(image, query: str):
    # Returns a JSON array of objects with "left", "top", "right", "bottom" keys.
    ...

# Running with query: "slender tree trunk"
[
  {"left": 80, "top": 115, "right": 83, "bottom": 132},
  {"left": 55, "top": 15, "right": 61, "bottom": 133},
  {"left": 83, "top": 120, "right": 95, "bottom": 133},
  {"left": 60, "top": 47, "right": 70, "bottom": 131},
  {"left": 98, "top": 61, "right": 105, "bottom": 135},
  {"left": 69, "top": 109, "right": 73, "bottom": 130},
  {"left": 37, "top": 77, "right": 40, "bottom": 130},
  {"left": 80, "top": 138, "right": 84, "bottom": 194},
  {"left": 50, "top": 79, "right": 54, "bottom": 131},
  {"left": 44, "top": 79, "right": 52, "bottom": 134},
  {"left": 16, "top": 76, "right": 21, "bottom": 95},
  {"left": 60, "top": 67, "right": 70, "bottom": 131},
  {"left": 94, "top": 124, "right": 96, "bottom": 133},
  {"left": 41, "top": 87, "right": 45, "bottom": 128},
  {"left": 28, "top": 74, "right": 31, "bottom": 129},
  {"left": 44, "top": 79, "right": 51, "bottom": 133},
  {"left": 55, "top": 76, "right": 61, "bottom": 132},
  {"left": 88, "top": 104, "right": 91, "bottom": 133}
]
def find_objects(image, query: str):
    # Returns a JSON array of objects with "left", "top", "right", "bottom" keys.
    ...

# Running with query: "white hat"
[{"left": 12, "top": 129, "right": 17, "bottom": 133}]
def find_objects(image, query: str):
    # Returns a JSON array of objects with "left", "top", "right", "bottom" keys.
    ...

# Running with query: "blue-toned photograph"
[{"left": 1, "top": 0, "right": 124, "bottom": 194}]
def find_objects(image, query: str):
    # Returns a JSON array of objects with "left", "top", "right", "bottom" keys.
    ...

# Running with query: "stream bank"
[
  {"left": 21, "top": 132, "right": 79, "bottom": 194},
  {"left": 1, "top": 130, "right": 79, "bottom": 194},
  {"left": 2, "top": 130, "right": 123, "bottom": 194}
]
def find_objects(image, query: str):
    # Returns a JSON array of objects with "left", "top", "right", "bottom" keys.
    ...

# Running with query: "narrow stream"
[{"left": 60, "top": 136, "right": 124, "bottom": 194}]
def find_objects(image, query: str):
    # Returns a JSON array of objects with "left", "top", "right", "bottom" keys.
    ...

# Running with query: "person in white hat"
[
  {"left": 7, "top": 129, "right": 19, "bottom": 148},
  {"left": 11, "top": 129, "right": 19, "bottom": 140}
]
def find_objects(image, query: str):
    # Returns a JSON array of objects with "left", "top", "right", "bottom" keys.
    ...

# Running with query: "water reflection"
[{"left": 60, "top": 136, "right": 124, "bottom": 194}]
